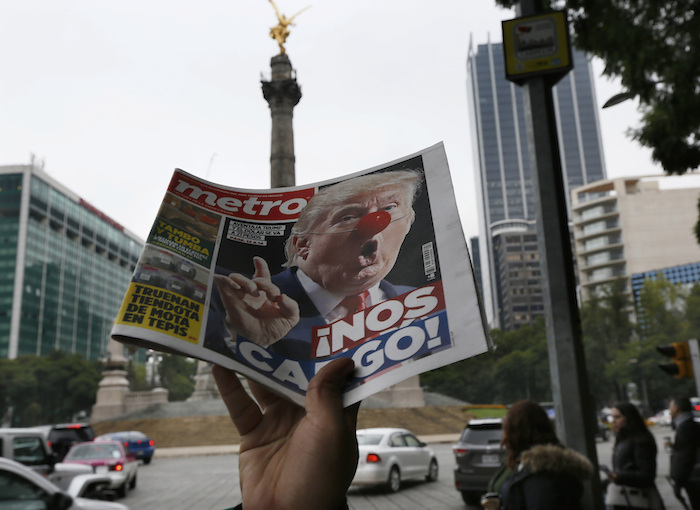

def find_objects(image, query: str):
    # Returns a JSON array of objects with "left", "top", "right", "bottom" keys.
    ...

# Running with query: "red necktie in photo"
[{"left": 340, "top": 290, "right": 370, "bottom": 316}]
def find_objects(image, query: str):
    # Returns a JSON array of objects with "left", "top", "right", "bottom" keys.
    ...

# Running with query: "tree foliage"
[
  {"left": 0, "top": 351, "right": 102, "bottom": 427},
  {"left": 494, "top": 0, "right": 700, "bottom": 174},
  {"left": 424, "top": 277, "right": 698, "bottom": 413},
  {"left": 158, "top": 354, "right": 197, "bottom": 402}
]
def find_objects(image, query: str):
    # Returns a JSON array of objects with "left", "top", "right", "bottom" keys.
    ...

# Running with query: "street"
[{"left": 122, "top": 425, "right": 683, "bottom": 510}]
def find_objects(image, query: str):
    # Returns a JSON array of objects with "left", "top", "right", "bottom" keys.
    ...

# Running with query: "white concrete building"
[{"left": 571, "top": 174, "right": 700, "bottom": 304}]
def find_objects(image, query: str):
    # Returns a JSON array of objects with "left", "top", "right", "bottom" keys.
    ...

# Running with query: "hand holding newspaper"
[{"left": 111, "top": 143, "right": 490, "bottom": 407}]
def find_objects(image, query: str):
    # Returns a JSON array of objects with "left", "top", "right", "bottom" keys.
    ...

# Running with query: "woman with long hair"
[
  {"left": 605, "top": 402, "right": 664, "bottom": 509},
  {"left": 492, "top": 400, "right": 593, "bottom": 510}
]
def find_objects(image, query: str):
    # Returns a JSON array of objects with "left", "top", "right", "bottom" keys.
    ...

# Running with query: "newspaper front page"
[{"left": 111, "top": 143, "right": 490, "bottom": 406}]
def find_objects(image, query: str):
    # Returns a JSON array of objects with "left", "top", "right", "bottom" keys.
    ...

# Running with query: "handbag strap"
[
  {"left": 620, "top": 485, "right": 633, "bottom": 508},
  {"left": 620, "top": 485, "right": 654, "bottom": 509}
]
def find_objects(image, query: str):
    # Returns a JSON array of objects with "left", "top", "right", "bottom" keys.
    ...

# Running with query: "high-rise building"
[
  {"left": 0, "top": 164, "right": 143, "bottom": 360},
  {"left": 467, "top": 39, "right": 607, "bottom": 328},
  {"left": 571, "top": 174, "right": 700, "bottom": 315}
]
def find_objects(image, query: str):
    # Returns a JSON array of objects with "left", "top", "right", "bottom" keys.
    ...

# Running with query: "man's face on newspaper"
[{"left": 294, "top": 184, "right": 413, "bottom": 295}]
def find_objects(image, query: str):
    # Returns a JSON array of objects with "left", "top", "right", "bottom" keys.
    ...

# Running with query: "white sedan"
[
  {"left": 352, "top": 427, "right": 438, "bottom": 493},
  {"left": 0, "top": 457, "right": 128, "bottom": 510}
]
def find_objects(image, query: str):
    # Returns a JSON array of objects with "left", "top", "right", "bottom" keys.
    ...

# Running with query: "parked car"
[
  {"left": 352, "top": 427, "right": 438, "bottom": 493},
  {"left": 453, "top": 418, "right": 506, "bottom": 506},
  {"left": 0, "top": 427, "right": 57, "bottom": 476},
  {"left": 596, "top": 420, "right": 611, "bottom": 441},
  {"left": 692, "top": 397, "right": 700, "bottom": 421},
  {"left": 62, "top": 440, "right": 138, "bottom": 499},
  {"left": 542, "top": 402, "right": 610, "bottom": 441},
  {"left": 95, "top": 431, "right": 155, "bottom": 464},
  {"left": 648, "top": 409, "right": 672, "bottom": 427},
  {"left": 0, "top": 456, "right": 128, "bottom": 510},
  {"left": 32, "top": 423, "right": 96, "bottom": 461}
]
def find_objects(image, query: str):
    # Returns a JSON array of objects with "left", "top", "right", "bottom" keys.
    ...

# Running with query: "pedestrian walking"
[{"left": 668, "top": 396, "right": 700, "bottom": 510}]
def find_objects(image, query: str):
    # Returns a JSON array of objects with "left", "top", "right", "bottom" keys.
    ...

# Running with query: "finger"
[
  {"left": 213, "top": 274, "right": 242, "bottom": 292},
  {"left": 274, "top": 293, "right": 300, "bottom": 319},
  {"left": 252, "top": 277, "right": 282, "bottom": 301},
  {"left": 306, "top": 358, "right": 355, "bottom": 417},
  {"left": 212, "top": 364, "right": 263, "bottom": 436},
  {"left": 227, "top": 273, "right": 259, "bottom": 294},
  {"left": 344, "top": 402, "right": 361, "bottom": 430},
  {"left": 252, "top": 256, "right": 272, "bottom": 281},
  {"left": 247, "top": 377, "right": 287, "bottom": 411}
]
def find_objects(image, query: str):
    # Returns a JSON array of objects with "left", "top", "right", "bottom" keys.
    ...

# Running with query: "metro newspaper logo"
[
  {"left": 168, "top": 171, "right": 316, "bottom": 222},
  {"left": 233, "top": 282, "right": 451, "bottom": 396}
]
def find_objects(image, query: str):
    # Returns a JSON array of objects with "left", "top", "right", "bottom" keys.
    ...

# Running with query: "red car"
[{"left": 62, "top": 440, "right": 138, "bottom": 498}]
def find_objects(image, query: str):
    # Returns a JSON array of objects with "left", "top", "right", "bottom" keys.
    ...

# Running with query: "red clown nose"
[{"left": 355, "top": 211, "right": 392, "bottom": 237}]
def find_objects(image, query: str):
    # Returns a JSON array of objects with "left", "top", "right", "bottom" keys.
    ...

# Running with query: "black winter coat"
[
  {"left": 670, "top": 414, "right": 700, "bottom": 486},
  {"left": 612, "top": 432, "right": 657, "bottom": 488},
  {"left": 500, "top": 444, "right": 594, "bottom": 510}
]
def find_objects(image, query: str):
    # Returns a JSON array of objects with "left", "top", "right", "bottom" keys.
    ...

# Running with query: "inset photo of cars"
[
  {"left": 156, "top": 194, "right": 221, "bottom": 243},
  {"left": 133, "top": 247, "right": 210, "bottom": 304}
]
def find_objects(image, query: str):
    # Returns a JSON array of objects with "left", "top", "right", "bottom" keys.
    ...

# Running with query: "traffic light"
[{"left": 656, "top": 342, "right": 693, "bottom": 378}]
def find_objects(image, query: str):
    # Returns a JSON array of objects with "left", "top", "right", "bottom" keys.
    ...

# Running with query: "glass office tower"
[
  {"left": 0, "top": 164, "right": 143, "bottom": 360},
  {"left": 467, "top": 40, "right": 607, "bottom": 329}
]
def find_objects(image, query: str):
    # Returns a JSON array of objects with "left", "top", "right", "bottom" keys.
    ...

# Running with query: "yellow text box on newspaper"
[{"left": 115, "top": 282, "right": 202, "bottom": 344}]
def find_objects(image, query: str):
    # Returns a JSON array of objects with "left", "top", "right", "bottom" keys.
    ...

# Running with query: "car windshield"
[
  {"left": 66, "top": 444, "right": 121, "bottom": 460},
  {"left": 356, "top": 434, "right": 383, "bottom": 445},
  {"left": 51, "top": 428, "right": 94, "bottom": 442},
  {"left": 460, "top": 427, "right": 502, "bottom": 445}
]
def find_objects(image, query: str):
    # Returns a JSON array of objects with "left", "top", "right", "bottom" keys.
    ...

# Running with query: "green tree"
[
  {"left": 615, "top": 276, "right": 696, "bottom": 410},
  {"left": 158, "top": 354, "right": 197, "bottom": 401},
  {"left": 0, "top": 351, "right": 101, "bottom": 426},
  {"left": 423, "top": 319, "right": 550, "bottom": 405},
  {"left": 580, "top": 279, "right": 635, "bottom": 407},
  {"left": 491, "top": 319, "right": 551, "bottom": 403},
  {"left": 421, "top": 350, "right": 499, "bottom": 404},
  {"left": 637, "top": 274, "right": 688, "bottom": 338},
  {"left": 682, "top": 282, "right": 700, "bottom": 338},
  {"left": 130, "top": 362, "right": 151, "bottom": 392},
  {"left": 494, "top": 0, "right": 700, "bottom": 174}
]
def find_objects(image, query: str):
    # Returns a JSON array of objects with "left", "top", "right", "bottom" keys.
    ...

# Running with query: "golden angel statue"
[{"left": 267, "top": 0, "right": 311, "bottom": 54}]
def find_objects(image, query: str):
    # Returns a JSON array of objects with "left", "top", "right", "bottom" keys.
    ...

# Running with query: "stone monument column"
[
  {"left": 187, "top": 360, "right": 222, "bottom": 401},
  {"left": 90, "top": 339, "right": 129, "bottom": 422},
  {"left": 261, "top": 54, "right": 302, "bottom": 187}
]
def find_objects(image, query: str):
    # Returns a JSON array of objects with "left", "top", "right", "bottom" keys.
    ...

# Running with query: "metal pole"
[{"left": 517, "top": 1, "right": 603, "bottom": 508}]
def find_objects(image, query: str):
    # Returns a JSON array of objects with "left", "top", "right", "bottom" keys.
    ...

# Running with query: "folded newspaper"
[{"left": 111, "top": 143, "right": 490, "bottom": 406}]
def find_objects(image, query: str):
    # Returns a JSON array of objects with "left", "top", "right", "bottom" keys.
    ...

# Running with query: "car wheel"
[
  {"left": 426, "top": 459, "right": 438, "bottom": 482},
  {"left": 130, "top": 473, "right": 137, "bottom": 489},
  {"left": 117, "top": 480, "right": 128, "bottom": 499},
  {"left": 461, "top": 490, "right": 481, "bottom": 506},
  {"left": 143, "top": 457, "right": 152, "bottom": 465},
  {"left": 386, "top": 466, "right": 401, "bottom": 493}
]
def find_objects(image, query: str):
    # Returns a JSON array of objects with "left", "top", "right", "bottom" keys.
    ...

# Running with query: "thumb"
[{"left": 305, "top": 357, "right": 355, "bottom": 416}]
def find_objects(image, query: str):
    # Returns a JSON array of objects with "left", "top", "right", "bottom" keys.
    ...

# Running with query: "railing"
[{"left": 124, "top": 388, "right": 169, "bottom": 414}]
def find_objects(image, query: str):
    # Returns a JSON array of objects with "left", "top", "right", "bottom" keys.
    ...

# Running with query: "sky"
[{"left": 0, "top": 0, "right": 663, "bottom": 242}]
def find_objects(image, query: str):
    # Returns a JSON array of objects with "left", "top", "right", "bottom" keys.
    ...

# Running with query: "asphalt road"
[{"left": 122, "top": 425, "right": 685, "bottom": 510}]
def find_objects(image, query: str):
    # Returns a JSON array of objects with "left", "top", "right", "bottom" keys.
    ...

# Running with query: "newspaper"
[{"left": 111, "top": 143, "right": 490, "bottom": 407}]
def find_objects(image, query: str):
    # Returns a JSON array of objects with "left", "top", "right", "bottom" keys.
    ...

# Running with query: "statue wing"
[
  {"left": 288, "top": 4, "right": 311, "bottom": 22},
  {"left": 268, "top": 0, "right": 283, "bottom": 20}
]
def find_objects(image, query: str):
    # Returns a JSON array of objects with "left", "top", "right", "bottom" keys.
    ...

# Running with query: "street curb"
[{"left": 154, "top": 434, "right": 462, "bottom": 458}]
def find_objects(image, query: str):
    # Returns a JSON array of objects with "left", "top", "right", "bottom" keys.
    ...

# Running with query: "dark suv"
[
  {"left": 453, "top": 418, "right": 506, "bottom": 506},
  {"left": 32, "top": 423, "right": 96, "bottom": 462}
]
